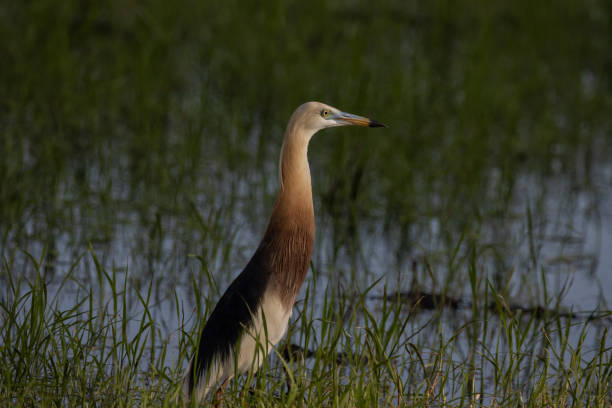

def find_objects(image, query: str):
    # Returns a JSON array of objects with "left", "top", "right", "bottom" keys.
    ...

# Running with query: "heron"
[{"left": 182, "top": 101, "right": 384, "bottom": 405}]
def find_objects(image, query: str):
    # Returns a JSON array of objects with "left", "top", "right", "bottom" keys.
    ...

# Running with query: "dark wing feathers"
[{"left": 187, "top": 250, "right": 269, "bottom": 393}]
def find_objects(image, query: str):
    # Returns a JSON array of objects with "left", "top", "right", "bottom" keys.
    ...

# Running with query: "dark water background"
[{"left": 1, "top": 0, "right": 611, "bottom": 401}]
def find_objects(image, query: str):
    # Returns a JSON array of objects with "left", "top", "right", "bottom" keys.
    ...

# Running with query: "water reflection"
[{"left": 1, "top": 150, "right": 610, "bottom": 399}]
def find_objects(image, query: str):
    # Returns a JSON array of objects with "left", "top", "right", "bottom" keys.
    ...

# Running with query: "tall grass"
[{"left": 2, "top": 247, "right": 610, "bottom": 406}]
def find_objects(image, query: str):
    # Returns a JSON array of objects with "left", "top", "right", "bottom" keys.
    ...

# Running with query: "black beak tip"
[{"left": 369, "top": 119, "right": 386, "bottom": 128}]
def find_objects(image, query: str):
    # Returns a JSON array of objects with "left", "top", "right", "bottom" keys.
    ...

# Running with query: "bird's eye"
[{"left": 321, "top": 109, "right": 330, "bottom": 118}]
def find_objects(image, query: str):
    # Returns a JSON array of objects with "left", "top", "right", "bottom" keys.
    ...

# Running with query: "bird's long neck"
[
  {"left": 258, "top": 126, "right": 315, "bottom": 308},
  {"left": 278, "top": 131, "right": 313, "bottom": 209}
]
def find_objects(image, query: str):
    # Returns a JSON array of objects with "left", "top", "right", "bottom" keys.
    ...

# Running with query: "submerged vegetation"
[{"left": 1, "top": 0, "right": 611, "bottom": 406}]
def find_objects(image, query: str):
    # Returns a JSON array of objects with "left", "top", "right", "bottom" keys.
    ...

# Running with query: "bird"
[{"left": 181, "top": 101, "right": 384, "bottom": 405}]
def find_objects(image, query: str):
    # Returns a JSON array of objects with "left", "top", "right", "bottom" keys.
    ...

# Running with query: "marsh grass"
[
  {"left": 1, "top": 247, "right": 610, "bottom": 406},
  {"left": 2, "top": 0, "right": 612, "bottom": 406}
]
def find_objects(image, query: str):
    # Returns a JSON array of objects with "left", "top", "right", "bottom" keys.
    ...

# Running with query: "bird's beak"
[{"left": 336, "top": 111, "right": 386, "bottom": 128}]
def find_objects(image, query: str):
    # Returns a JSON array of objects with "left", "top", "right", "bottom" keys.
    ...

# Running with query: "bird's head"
[
  {"left": 279, "top": 101, "right": 385, "bottom": 188},
  {"left": 289, "top": 101, "right": 385, "bottom": 136}
]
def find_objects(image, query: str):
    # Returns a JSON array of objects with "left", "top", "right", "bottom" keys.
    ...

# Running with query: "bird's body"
[{"left": 182, "top": 102, "right": 383, "bottom": 404}]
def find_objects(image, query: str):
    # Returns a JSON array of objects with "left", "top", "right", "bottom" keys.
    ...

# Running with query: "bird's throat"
[{"left": 263, "top": 137, "right": 315, "bottom": 308}]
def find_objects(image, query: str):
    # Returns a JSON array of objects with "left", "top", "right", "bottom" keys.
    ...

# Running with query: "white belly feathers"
[{"left": 187, "top": 292, "right": 292, "bottom": 402}]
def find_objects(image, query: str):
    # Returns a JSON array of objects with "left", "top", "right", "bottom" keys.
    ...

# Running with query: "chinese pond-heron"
[{"left": 182, "top": 101, "right": 384, "bottom": 404}]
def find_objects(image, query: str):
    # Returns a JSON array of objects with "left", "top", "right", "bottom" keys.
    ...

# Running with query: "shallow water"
[{"left": 2, "top": 150, "right": 610, "bottom": 389}]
